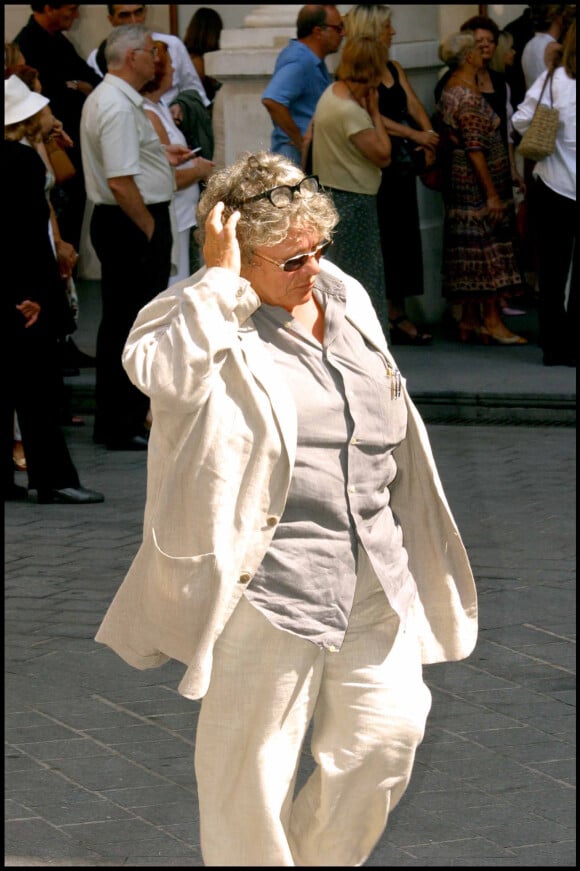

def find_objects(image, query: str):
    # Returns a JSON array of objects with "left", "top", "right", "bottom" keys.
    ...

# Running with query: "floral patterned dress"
[{"left": 437, "top": 84, "right": 522, "bottom": 302}]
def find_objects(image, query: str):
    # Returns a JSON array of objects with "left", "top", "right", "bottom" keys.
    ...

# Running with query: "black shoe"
[
  {"left": 4, "top": 484, "right": 29, "bottom": 502},
  {"left": 389, "top": 315, "right": 433, "bottom": 346},
  {"left": 105, "top": 434, "right": 149, "bottom": 451},
  {"left": 37, "top": 486, "right": 105, "bottom": 504}
]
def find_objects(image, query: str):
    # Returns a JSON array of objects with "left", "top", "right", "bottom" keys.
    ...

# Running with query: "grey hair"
[
  {"left": 105, "top": 23, "right": 152, "bottom": 69},
  {"left": 196, "top": 151, "right": 339, "bottom": 262},
  {"left": 439, "top": 31, "right": 477, "bottom": 68}
]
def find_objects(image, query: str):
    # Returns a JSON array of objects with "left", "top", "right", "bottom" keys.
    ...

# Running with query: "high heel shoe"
[
  {"left": 13, "top": 440, "right": 27, "bottom": 472},
  {"left": 389, "top": 315, "right": 432, "bottom": 346},
  {"left": 479, "top": 325, "right": 528, "bottom": 345}
]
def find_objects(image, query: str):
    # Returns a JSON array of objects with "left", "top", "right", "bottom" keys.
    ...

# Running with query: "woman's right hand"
[
  {"left": 415, "top": 129, "right": 440, "bottom": 149},
  {"left": 486, "top": 194, "right": 505, "bottom": 223},
  {"left": 362, "top": 87, "right": 380, "bottom": 117},
  {"left": 203, "top": 202, "right": 241, "bottom": 275}
]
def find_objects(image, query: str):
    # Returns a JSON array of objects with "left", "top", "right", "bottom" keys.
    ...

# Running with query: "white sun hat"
[{"left": 5, "top": 74, "right": 49, "bottom": 126}]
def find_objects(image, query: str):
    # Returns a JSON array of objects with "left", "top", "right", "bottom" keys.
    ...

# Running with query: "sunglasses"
[
  {"left": 254, "top": 239, "right": 332, "bottom": 273},
  {"left": 241, "top": 175, "right": 321, "bottom": 208}
]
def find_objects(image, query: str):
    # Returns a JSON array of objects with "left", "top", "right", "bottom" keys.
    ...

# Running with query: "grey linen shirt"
[{"left": 244, "top": 281, "right": 417, "bottom": 651}]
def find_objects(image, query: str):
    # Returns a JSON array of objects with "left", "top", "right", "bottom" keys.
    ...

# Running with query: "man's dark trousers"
[{"left": 90, "top": 202, "right": 172, "bottom": 446}]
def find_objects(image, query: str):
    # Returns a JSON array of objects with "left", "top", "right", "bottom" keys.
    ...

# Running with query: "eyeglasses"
[
  {"left": 135, "top": 46, "right": 158, "bottom": 57},
  {"left": 322, "top": 23, "right": 345, "bottom": 33},
  {"left": 240, "top": 175, "right": 321, "bottom": 208},
  {"left": 254, "top": 239, "right": 332, "bottom": 273}
]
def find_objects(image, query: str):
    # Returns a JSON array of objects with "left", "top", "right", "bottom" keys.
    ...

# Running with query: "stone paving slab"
[{"left": 5, "top": 420, "right": 576, "bottom": 867}]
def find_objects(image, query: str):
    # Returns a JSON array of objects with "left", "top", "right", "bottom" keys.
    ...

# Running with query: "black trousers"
[
  {"left": 530, "top": 178, "right": 577, "bottom": 358},
  {"left": 3, "top": 325, "right": 80, "bottom": 495},
  {"left": 90, "top": 203, "right": 172, "bottom": 444}
]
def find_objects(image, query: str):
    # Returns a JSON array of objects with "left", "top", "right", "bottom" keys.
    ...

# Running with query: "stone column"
[{"left": 206, "top": 6, "right": 300, "bottom": 169}]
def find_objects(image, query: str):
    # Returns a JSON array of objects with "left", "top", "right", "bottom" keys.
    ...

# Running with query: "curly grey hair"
[
  {"left": 438, "top": 31, "right": 477, "bottom": 68},
  {"left": 196, "top": 151, "right": 339, "bottom": 261}
]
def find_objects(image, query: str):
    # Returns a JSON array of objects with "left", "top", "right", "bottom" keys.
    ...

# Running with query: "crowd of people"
[
  {"left": 4, "top": 1, "right": 576, "bottom": 481},
  {"left": 263, "top": 3, "right": 576, "bottom": 362},
  {"left": 4, "top": 4, "right": 223, "bottom": 500}
]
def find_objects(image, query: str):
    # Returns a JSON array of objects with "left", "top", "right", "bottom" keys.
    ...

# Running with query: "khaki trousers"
[{"left": 195, "top": 547, "right": 432, "bottom": 866}]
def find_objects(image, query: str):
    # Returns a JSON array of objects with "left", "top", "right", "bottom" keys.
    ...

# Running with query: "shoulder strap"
[
  {"left": 387, "top": 61, "right": 400, "bottom": 85},
  {"left": 537, "top": 69, "right": 554, "bottom": 108}
]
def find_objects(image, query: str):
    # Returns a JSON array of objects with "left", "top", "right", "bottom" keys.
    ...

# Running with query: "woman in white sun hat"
[{"left": 3, "top": 75, "right": 104, "bottom": 504}]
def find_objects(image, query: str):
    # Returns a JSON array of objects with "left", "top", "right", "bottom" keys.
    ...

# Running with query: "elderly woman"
[
  {"left": 95, "top": 151, "right": 477, "bottom": 866},
  {"left": 4, "top": 75, "right": 103, "bottom": 505},
  {"left": 436, "top": 31, "right": 526, "bottom": 344}
]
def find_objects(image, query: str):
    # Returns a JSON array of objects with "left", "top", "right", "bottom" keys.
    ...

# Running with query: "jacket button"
[
  {"left": 266, "top": 516, "right": 278, "bottom": 527},
  {"left": 238, "top": 572, "right": 251, "bottom": 584}
]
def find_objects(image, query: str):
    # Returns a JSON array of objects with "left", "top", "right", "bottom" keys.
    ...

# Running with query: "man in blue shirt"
[{"left": 262, "top": 5, "right": 344, "bottom": 167}]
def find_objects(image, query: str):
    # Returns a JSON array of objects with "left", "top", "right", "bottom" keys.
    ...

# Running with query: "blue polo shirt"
[{"left": 262, "top": 39, "right": 332, "bottom": 159}]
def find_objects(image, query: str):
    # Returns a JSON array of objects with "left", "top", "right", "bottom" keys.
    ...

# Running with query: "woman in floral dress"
[{"left": 436, "top": 31, "right": 526, "bottom": 344}]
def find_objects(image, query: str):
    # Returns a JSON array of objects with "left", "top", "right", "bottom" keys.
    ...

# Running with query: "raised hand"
[{"left": 203, "top": 202, "right": 241, "bottom": 275}]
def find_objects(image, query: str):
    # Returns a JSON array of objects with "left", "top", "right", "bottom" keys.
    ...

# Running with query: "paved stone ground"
[{"left": 5, "top": 418, "right": 575, "bottom": 867}]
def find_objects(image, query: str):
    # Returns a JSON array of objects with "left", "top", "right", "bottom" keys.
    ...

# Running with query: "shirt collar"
[{"left": 103, "top": 72, "right": 144, "bottom": 107}]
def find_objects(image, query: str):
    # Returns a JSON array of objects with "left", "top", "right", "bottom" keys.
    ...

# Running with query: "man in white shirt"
[
  {"left": 81, "top": 24, "right": 191, "bottom": 451},
  {"left": 87, "top": 4, "right": 210, "bottom": 108},
  {"left": 521, "top": 4, "right": 569, "bottom": 88}
]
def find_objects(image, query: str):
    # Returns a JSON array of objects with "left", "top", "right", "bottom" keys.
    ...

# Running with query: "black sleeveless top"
[
  {"left": 377, "top": 62, "right": 408, "bottom": 123},
  {"left": 377, "top": 62, "right": 412, "bottom": 165}
]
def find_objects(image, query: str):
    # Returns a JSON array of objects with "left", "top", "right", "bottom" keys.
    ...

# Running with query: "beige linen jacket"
[{"left": 95, "top": 261, "right": 478, "bottom": 699}]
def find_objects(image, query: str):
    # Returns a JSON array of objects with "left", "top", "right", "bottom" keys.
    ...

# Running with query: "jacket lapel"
[{"left": 237, "top": 321, "right": 297, "bottom": 469}]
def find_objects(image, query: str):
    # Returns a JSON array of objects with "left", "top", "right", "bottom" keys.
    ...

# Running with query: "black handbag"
[{"left": 391, "top": 118, "right": 427, "bottom": 175}]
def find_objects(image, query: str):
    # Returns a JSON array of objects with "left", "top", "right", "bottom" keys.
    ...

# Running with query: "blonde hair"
[
  {"left": 4, "top": 42, "right": 25, "bottom": 69},
  {"left": 196, "top": 151, "right": 338, "bottom": 262},
  {"left": 439, "top": 31, "right": 477, "bottom": 69},
  {"left": 489, "top": 30, "right": 514, "bottom": 74},
  {"left": 4, "top": 110, "right": 44, "bottom": 144},
  {"left": 343, "top": 4, "right": 392, "bottom": 40},
  {"left": 335, "top": 35, "right": 389, "bottom": 84}
]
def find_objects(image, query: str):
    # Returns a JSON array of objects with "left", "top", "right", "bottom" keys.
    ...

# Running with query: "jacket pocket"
[{"left": 143, "top": 529, "right": 220, "bottom": 635}]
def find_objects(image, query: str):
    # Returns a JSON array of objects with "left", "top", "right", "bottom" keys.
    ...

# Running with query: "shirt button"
[
  {"left": 328, "top": 644, "right": 338, "bottom": 653},
  {"left": 266, "top": 516, "right": 278, "bottom": 528},
  {"left": 238, "top": 572, "right": 251, "bottom": 584},
  {"left": 348, "top": 486, "right": 356, "bottom": 494}
]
